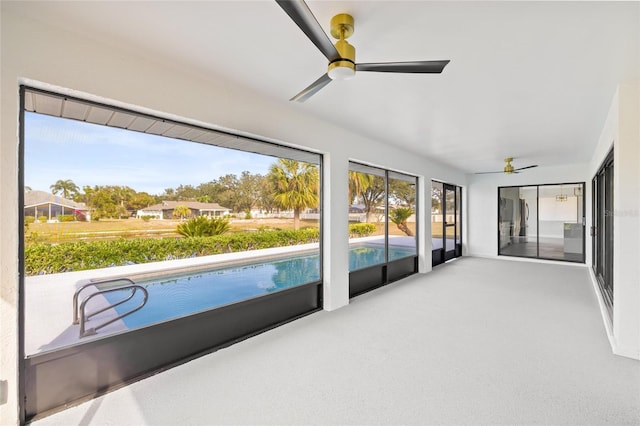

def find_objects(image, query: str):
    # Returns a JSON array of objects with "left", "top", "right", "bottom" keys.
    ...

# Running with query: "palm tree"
[
  {"left": 390, "top": 207, "right": 414, "bottom": 236},
  {"left": 172, "top": 205, "right": 192, "bottom": 220},
  {"left": 348, "top": 171, "right": 374, "bottom": 205},
  {"left": 268, "top": 159, "right": 319, "bottom": 230},
  {"left": 50, "top": 179, "right": 79, "bottom": 199}
]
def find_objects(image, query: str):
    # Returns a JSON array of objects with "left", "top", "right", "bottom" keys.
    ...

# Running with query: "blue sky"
[{"left": 24, "top": 113, "right": 275, "bottom": 195}]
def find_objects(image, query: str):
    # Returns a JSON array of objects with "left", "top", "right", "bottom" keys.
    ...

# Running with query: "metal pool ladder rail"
[{"left": 73, "top": 278, "right": 149, "bottom": 338}]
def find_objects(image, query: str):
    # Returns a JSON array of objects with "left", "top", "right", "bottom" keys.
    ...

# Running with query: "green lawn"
[{"left": 25, "top": 217, "right": 321, "bottom": 245}]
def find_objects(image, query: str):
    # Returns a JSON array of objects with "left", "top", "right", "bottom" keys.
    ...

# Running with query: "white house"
[{"left": 136, "top": 201, "right": 230, "bottom": 220}]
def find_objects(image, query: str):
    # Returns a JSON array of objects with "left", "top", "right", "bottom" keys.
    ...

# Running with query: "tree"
[
  {"left": 360, "top": 175, "right": 386, "bottom": 222},
  {"left": 216, "top": 174, "right": 241, "bottom": 212},
  {"left": 172, "top": 205, "right": 192, "bottom": 220},
  {"left": 50, "top": 179, "right": 79, "bottom": 199},
  {"left": 388, "top": 179, "right": 416, "bottom": 206},
  {"left": 268, "top": 159, "right": 319, "bottom": 230},
  {"left": 128, "top": 192, "right": 157, "bottom": 211},
  {"left": 90, "top": 187, "right": 119, "bottom": 219},
  {"left": 432, "top": 186, "right": 443, "bottom": 213},
  {"left": 390, "top": 207, "right": 414, "bottom": 236},
  {"left": 236, "top": 171, "right": 263, "bottom": 213},
  {"left": 348, "top": 171, "right": 374, "bottom": 205}
]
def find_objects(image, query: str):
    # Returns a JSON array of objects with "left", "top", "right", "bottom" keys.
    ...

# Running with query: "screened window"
[
  {"left": 21, "top": 87, "right": 322, "bottom": 354},
  {"left": 348, "top": 162, "right": 418, "bottom": 296}
]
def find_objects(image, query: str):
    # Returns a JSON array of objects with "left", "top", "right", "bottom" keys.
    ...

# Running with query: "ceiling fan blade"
[
  {"left": 290, "top": 73, "right": 332, "bottom": 102},
  {"left": 474, "top": 171, "right": 504, "bottom": 175},
  {"left": 514, "top": 165, "right": 538, "bottom": 171},
  {"left": 275, "top": 0, "right": 341, "bottom": 62},
  {"left": 356, "top": 60, "right": 450, "bottom": 73}
]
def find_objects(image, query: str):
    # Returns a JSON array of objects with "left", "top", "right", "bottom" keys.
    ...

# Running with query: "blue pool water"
[{"left": 101, "top": 244, "right": 415, "bottom": 329}]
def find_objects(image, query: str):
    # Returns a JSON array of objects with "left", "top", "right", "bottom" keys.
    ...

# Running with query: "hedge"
[
  {"left": 25, "top": 228, "right": 320, "bottom": 275},
  {"left": 348, "top": 223, "right": 376, "bottom": 237}
]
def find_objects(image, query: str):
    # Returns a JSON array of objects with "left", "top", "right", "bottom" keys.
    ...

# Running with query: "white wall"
[
  {"left": 0, "top": 10, "right": 466, "bottom": 424},
  {"left": 588, "top": 83, "right": 640, "bottom": 360}
]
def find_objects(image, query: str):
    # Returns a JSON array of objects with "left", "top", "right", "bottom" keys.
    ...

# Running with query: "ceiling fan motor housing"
[
  {"left": 328, "top": 14, "right": 356, "bottom": 80},
  {"left": 503, "top": 157, "right": 515, "bottom": 174}
]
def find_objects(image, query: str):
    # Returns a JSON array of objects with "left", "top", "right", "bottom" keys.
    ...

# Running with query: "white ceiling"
[{"left": 4, "top": 1, "right": 639, "bottom": 173}]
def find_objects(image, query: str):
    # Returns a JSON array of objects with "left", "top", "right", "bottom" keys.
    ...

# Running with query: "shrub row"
[
  {"left": 25, "top": 215, "right": 77, "bottom": 223},
  {"left": 25, "top": 228, "right": 320, "bottom": 275},
  {"left": 348, "top": 223, "right": 376, "bottom": 237}
]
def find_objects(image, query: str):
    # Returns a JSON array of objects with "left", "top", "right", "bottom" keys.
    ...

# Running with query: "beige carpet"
[{"left": 33, "top": 257, "right": 639, "bottom": 425}]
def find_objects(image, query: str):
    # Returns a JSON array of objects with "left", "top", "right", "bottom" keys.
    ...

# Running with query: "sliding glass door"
[
  {"left": 499, "top": 183, "right": 585, "bottom": 263},
  {"left": 592, "top": 150, "right": 613, "bottom": 317}
]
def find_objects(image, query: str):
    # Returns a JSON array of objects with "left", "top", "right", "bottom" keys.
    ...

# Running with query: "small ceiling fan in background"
[
  {"left": 475, "top": 157, "right": 538, "bottom": 175},
  {"left": 275, "top": 0, "right": 450, "bottom": 102}
]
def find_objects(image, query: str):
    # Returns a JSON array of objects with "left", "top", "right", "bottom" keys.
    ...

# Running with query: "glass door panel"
[
  {"left": 499, "top": 186, "right": 538, "bottom": 258},
  {"left": 538, "top": 184, "right": 584, "bottom": 261},
  {"left": 431, "top": 181, "right": 444, "bottom": 266},
  {"left": 444, "top": 185, "right": 456, "bottom": 261}
]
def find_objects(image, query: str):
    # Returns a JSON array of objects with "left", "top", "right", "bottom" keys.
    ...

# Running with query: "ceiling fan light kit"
[
  {"left": 327, "top": 13, "right": 356, "bottom": 80},
  {"left": 276, "top": 0, "right": 449, "bottom": 101}
]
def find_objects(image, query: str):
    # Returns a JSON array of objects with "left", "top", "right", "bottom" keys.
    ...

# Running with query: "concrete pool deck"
[{"left": 24, "top": 235, "right": 417, "bottom": 355}]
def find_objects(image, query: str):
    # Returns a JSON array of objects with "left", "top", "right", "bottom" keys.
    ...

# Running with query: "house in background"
[
  {"left": 23, "top": 190, "right": 89, "bottom": 222},
  {"left": 137, "top": 200, "right": 230, "bottom": 220}
]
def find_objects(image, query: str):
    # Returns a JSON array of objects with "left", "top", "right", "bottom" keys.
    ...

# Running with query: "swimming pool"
[{"left": 100, "top": 243, "right": 416, "bottom": 329}]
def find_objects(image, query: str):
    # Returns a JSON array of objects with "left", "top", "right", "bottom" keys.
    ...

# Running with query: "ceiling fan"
[
  {"left": 475, "top": 158, "right": 538, "bottom": 175},
  {"left": 275, "top": 0, "right": 450, "bottom": 102}
]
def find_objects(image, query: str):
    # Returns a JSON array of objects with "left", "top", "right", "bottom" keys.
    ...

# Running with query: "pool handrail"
[{"left": 73, "top": 278, "right": 149, "bottom": 338}]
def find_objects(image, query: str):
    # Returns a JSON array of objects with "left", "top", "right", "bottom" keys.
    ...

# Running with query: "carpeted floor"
[{"left": 33, "top": 257, "right": 639, "bottom": 425}]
